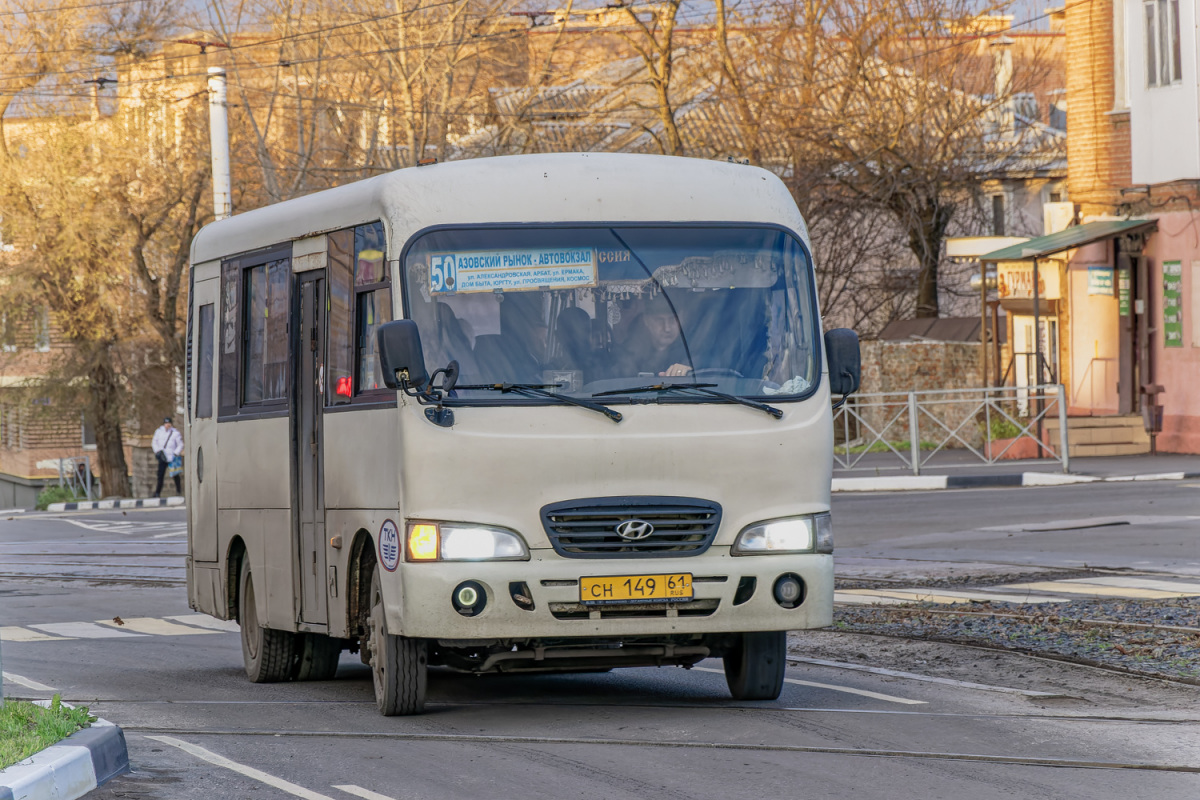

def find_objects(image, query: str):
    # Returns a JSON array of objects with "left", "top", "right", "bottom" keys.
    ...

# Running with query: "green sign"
[
  {"left": 1164, "top": 260, "right": 1183, "bottom": 347},
  {"left": 1087, "top": 266, "right": 1114, "bottom": 295},
  {"left": 1118, "top": 268, "right": 1131, "bottom": 316}
]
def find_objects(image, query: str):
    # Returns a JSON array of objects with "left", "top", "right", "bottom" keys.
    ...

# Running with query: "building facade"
[{"left": 983, "top": 0, "right": 1200, "bottom": 454}]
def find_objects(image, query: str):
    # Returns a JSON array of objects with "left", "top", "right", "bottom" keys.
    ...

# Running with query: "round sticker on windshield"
[{"left": 379, "top": 520, "right": 400, "bottom": 572}]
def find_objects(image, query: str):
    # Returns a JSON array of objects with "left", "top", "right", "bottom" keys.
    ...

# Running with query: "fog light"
[
  {"left": 773, "top": 573, "right": 804, "bottom": 609},
  {"left": 452, "top": 580, "right": 487, "bottom": 617}
]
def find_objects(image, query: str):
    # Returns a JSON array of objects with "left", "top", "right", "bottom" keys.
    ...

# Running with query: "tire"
[
  {"left": 723, "top": 631, "right": 786, "bottom": 701},
  {"left": 294, "top": 633, "right": 342, "bottom": 681},
  {"left": 239, "top": 559, "right": 297, "bottom": 683},
  {"left": 367, "top": 566, "right": 427, "bottom": 715}
]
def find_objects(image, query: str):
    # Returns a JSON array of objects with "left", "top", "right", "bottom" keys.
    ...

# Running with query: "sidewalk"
[{"left": 833, "top": 452, "right": 1200, "bottom": 492}]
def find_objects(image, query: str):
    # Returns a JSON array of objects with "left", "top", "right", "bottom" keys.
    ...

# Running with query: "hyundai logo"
[{"left": 615, "top": 519, "right": 655, "bottom": 541}]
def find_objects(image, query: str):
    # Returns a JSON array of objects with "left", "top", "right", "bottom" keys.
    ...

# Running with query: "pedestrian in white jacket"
[{"left": 151, "top": 417, "right": 184, "bottom": 497}]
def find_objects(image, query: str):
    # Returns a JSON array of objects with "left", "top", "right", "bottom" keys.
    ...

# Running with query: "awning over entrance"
[{"left": 979, "top": 219, "right": 1157, "bottom": 262}]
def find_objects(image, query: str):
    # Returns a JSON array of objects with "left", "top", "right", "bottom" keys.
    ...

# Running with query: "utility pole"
[{"left": 207, "top": 67, "right": 232, "bottom": 220}]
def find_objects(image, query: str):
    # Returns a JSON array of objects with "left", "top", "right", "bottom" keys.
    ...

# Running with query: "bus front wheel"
[
  {"left": 239, "top": 560, "right": 297, "bottom": 683},
  {"left": 367, "top": 566, "right": 427, "bottom": 715},
  {"left": 723, "top": 631, "right": 786, "bottom": 701}
]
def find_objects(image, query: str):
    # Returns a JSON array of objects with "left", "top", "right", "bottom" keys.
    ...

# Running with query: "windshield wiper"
[
  {"left": 454, "top": 383, "right": 623, "bottom": 423},
  {"left": 592, "top": 383, "right": 782, "bottom": 419}
]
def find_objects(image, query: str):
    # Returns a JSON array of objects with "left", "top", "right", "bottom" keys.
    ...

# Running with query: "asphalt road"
[
  {"left": 2, "top": 487, "right": 1199, "bottom": 799},
  {"left": 833, "top": 478, "right": 1200, "bottom": 578}
]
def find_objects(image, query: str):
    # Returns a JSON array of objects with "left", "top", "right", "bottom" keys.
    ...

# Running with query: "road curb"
[
  {"left": 46, "top": 496, "right": 185, "bottom": 512},
  {"left": 0, "top": 711, "right": 129, "bottom": 799},
  {"left": 832, "top": 471, "right": 1200, "bottom": 493}
]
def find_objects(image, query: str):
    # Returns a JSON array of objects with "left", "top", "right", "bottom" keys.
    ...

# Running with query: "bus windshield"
[{"left": 402, "top": 225, "right": 818, "bottom": 401}]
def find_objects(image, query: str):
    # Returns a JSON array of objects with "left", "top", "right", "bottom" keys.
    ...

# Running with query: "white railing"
[{"left": 833, "top": 384, "right": 1069, "bottom": 475}]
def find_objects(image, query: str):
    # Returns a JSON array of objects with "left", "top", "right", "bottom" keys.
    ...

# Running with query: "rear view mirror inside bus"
[{"left": 377, "top": 320, "right": 429, "bottom": 390}]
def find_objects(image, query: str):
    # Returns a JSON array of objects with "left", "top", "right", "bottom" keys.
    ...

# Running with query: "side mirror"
[
  {"left": 824, "top": 328, "right": 861, "bottom": 397},
  {"left": 377, "top": 320, "right": 429, "bottom": 390}
]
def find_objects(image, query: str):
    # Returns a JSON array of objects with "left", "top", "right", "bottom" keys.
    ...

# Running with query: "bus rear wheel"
[
  {"left": 367, "top": 566, "right": 427, "bottom": 715},
  {"left": 723, "top": 631, "right": 786, "bottom": 701},
  {"left": 239, "top": 560, "right": 297, "bottom": 683}
]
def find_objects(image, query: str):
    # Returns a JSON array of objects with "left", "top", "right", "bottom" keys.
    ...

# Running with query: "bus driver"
[{"left": 623, "top": 293, "right": 693, "bottom": 378}]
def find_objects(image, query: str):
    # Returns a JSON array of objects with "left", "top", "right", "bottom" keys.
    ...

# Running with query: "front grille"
[{"left": 540, "top": 496, "right": 722, "bottom": 559}]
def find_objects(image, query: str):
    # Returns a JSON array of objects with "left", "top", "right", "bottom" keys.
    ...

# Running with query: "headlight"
[
  {"left": 732, "top": 513, "right": 833, "bottom": 555},
  {"left": 405, "top": 521, "right": 530, "bottom": 562}
]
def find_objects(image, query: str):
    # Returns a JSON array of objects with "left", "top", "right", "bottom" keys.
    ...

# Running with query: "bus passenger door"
[{"left": 295, "top": 272, "right": 328, "bottom": 626}]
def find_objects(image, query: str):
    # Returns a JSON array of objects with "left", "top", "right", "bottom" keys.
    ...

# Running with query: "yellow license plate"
[{"left": 580, "top": 573, "right": 693, "bottom": 605}]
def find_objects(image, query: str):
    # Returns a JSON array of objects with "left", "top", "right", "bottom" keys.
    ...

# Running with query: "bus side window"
[
  {"left": 326, "top": 221, "right": 390, "bottom": 403},
  {"left": 218, "top": 260, "right": 240, "bottom": 416},
  {"left": 354, "top": 222, "right": 389, "bottom": 395},
  {"left": 327, "top": 230, "right": 354, "bottom": 405},
  {"left": 195, "top": 304, "right": 214, "bottom": 418},
  {"left": 243, "top": 259, "right": 289, "bottom": 404}
]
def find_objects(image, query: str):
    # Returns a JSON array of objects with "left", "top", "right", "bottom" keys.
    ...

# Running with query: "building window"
[
  {"left": 1144, "top": 0, "right": 1182, "bottom": 87},
  {"left": 326, "top": 221, "right": 390, "bottom": 404},
  {"left": 1, "top": 313, "right": 16, "bottom": 352},
  {"left": 82, "top": 414, "right": 97, "bottom": 450},
  {"left": 34, "top": 306, "right": 50, "bottom": 352},
  {"left": 991, "top": 195, "right": 1006, "bottom": 237}
]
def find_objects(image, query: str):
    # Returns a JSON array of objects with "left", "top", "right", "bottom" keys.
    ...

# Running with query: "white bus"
[{"left": 184, "top": 153, "right": 860, "bottom": 715}]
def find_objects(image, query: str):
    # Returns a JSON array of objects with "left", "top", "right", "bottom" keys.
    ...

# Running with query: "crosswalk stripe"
[
  {"left": 0, "top": 626, "right": 73, "bottom": 642},
  {"left": 0, "top": 623, "right": 73, "bottom": 642},
  {"left": 1003, "top": 581, "right": 1200, "bottom": 599},
  {"left": 96, "top": 617, "right": 220, "bottom": 636},
  {"left": 1055, "top": 576, "right": 1200, "bottom": 593},
  {"left": 834, "top": 592, "right": 912, "bottom": 606},
  {"left": 29, "top": 622, "right": 148, "bottom": 638},
  {"left": 840, "top": 588, "right": 1063, "bottom": 605},
  {"left": 166, "top": 614, "right": 241, "bottom": 633}
]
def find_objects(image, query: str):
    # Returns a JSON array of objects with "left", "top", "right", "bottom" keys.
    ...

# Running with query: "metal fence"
[
  {"left": 833, "top": 384, "right": 1069, "bottom": 475},
  {"left": 56, "top": 455, "right": 96, "bottom": 500}
]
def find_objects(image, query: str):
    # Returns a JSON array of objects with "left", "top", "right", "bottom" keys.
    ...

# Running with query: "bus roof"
[{"left": 189, "top": 153, "right": 810, "bottom": 265}]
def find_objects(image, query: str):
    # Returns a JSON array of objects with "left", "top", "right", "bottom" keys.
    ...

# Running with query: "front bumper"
[{"left": 388, "top": 547, "right": 833, "bottom": 639}]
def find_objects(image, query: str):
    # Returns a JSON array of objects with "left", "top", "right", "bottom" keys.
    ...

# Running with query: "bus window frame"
[
  {"left": 217, "top": 243, "right": 292, "bottom": 423},
  {"left": 325, "top": 221, "right": 397, "bottom": 411}
]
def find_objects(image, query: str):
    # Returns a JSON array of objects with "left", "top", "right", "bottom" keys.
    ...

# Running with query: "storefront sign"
[
  {"left": 997, "top": 261, "right": 1061, "bottom": 300},
  {"left": 1087, "top": 266, "right": 1114, "bottom": 295},
  {"left": 1163, "top": 260, "right": 1183, "bottom": 347},
  {"left": 1118, "top": 268, "right": 1131, "bottom": 316}
]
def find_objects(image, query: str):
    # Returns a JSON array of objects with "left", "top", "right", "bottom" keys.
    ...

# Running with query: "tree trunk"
[
  {"left": 88, "top": 350, "right": 131, "bottom": 498},
  {"left": 901, "top": 198, "right": 954, "bottom": 319}
]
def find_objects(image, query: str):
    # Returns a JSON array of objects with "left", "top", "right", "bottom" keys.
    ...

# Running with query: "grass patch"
[
  {"left": 0, "top": 695, "right": 93, "bottom": 769},
  {"left": 838, "top": 439, "right": 941, "bottom": 454},
  {"left": 34, "top": 485, "right": 87, "bottom": 511}
]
